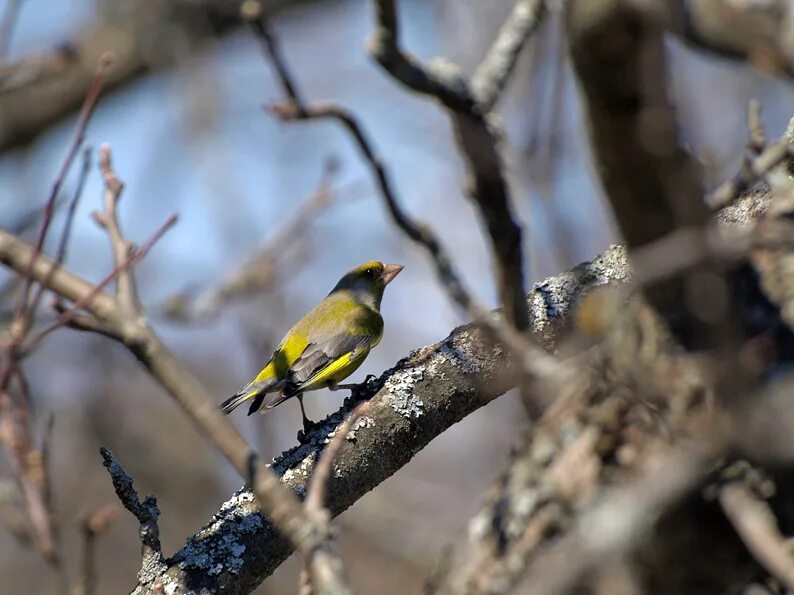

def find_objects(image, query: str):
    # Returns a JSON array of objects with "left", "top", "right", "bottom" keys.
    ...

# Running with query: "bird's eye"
[{"left": 366, "top": 268, "right": 376, "bottom": 277}]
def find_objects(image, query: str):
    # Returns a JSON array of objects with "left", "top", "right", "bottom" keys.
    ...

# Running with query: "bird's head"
[{"left": 331, "top": 260, "right": 404, "bottom": 309}]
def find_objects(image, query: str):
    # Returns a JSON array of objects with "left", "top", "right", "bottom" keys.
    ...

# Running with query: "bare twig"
[
  {"left": 471, "top": 0, "right": 546, "bottom": 112},
  {"left": 369, "top": 0, "right": 534, "bottom": 333},
  {"left": 242, "top": 1, "right": 306, "bottom": 109},
  {"left": 306, "top": 402, "right": 370, "bottom": 513},
  {"left": 22, "top": 212, "right": 178, "bottom": 355},
  {"left": 14, "top": 53, "right": 111, "bottom": 328},
  {"left": 668, "top": 0, "right": 794, "bottom": 79},
  {"left": 364, "top": 0, "right": 567, "bottom": 420},
  {"left": 0, "top": 477, "right": 31, "bottom": 547},
  {"left": 707, "top": 137, "right": 794, "bottom": 210},
  {"left": 299, "top": 568, "right": 313, "bottom": 595},
  {"left": 28, "top": 146, "right": 92, "bottom": 320},
  {"left": 299, "top": 403, "right": 370, "bottom": 595},
  {"left": 95, "top": 143, "right": 139, "bottom": 314},
  {"left": 0, "top": 387, "right": 56, "bottom": 561},
  {"left": 79, "top": 504, "right": 121, "bottom": 595},
  {"left": 164, "top": 157, "right": 345, "bottom": 322},
  {"left": 246, "top": 2, "right": 562, "bottom": 389},
  {"left": 0, "top": 58, "right": 109, "bottom": 569},
  {"left": 747, "top": 99, "right": 766, "bottom": 154},
  {"left": 99, "top": 448, "right": 161, "bottom": 568}
]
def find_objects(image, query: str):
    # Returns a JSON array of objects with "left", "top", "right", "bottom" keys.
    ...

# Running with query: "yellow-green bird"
[{"left": 220, "top": 260, "right": 403, "bottom": 431}]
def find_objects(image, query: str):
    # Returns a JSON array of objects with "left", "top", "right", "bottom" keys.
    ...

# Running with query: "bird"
[{"left": 220, "top": 260, "right": 403, "bottom": 433}]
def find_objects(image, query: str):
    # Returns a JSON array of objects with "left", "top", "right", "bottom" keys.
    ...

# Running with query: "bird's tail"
[
  {"left": 220, "top": 377, "right": 282, "bottom": 416},
  {"left": 220, "top": 390, "right": 254, "bottom": 415}
]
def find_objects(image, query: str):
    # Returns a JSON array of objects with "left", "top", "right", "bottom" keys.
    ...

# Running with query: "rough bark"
[{"left": 129, "top": 246, "right": 631, "bottom": 594}]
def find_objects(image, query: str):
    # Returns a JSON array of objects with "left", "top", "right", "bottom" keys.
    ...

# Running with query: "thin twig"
[
  {"left": 369, "top": 0, "right": 532, "bottom": 333},
  {"left": 299, "top": 404, "right": 370, "bottom": 595},
  {"left": 28, "top": 146, "right": 92, "bottom": 320},
  {"left": 79, "top": 504, "right": 121, "bottom": 595},
  {"left": 707, "top": 137, "right": 794, "bottom": 210},
  {"left": 95, "top": 143, "right": 139, "bottom": 314},
  {"left": 720, "top": 483, "right": 794, "bottom": 592},
  {"left": 471, "top": 0, "right": 546, "bottom": 111},
  {"left": 747, "top": 99, "right": 766, "bottom": 154},
  {"left": 242, "top": 1, "right": 305, "bottom": 110},
  {"left": 164, "top": 158, "right": 345, "bottom": 322},
  {"left": 0, "top": 58, "right": 109, "bottom": 568},
  {"left": 14, "top": 53, "right": 111, "bottom": 327},
  {"left": 21, "top": 213, "right": 178, "bottom": 355},
  {"left": 99, "top": 448, "right": 161, "bottom": 565}
]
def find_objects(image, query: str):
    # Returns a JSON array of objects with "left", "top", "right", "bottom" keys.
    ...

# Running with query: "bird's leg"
[
  {"left": 328, "top": 381, "right": 358, "bottom": 391},
  {"left": 297, "top": 395, "right": 315, "bottom": 434}
]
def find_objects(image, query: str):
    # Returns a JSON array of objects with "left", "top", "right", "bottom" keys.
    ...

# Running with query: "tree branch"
[
  {"left": 369, "top": 0, "right": 540, "bottom": 333},
  {"left": 164, "top": 157, "right": 344, "bottom": 322},
  {"left": 0, "top": 145, "right": 376, "bottom": 593},
  {"left": 247, "top": 3, "right": 563, "bottom": 415},
  {"left": 78, "top": 503, "right": 121, "bottom": 595},
  {"left": 707, "top": 135, "right": 794, "bottom": 211},
  {"left": 100, "top": 448, "right": 161, "bottom": 574},
  {"left": 0, "top": 0, "right": 290, "bottom": 152},
  {"left": 471, "top": 0, "right": 546, "bottom": 112},
  {"left": 122, "top": 245, "right": 629, "bottom": 594}
]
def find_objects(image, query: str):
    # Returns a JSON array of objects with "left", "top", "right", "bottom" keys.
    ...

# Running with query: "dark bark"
[{"left": 130, "top": 246, "right": 631, "bottom": 594}]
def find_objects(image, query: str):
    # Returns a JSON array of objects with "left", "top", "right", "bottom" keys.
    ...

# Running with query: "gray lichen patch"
[
  {"left": 135, "top": 553, "right": 170, "bottom": 593},
  {"left": 347, "top": 416, "right": 375, "bottom": 440},
  {"left": 440, "top": 329, "right": 500, "bottom": 375},
  {"left": 179, "top": 531, "right": 248, "bottom": 576},
  {"left": 385, "top": 365, "right": 425, "bottom": 418},
  {"left": 526, "top": 245, "right": 631, "bottom": 346},
  {"left": 197, "top": 489, "right": 262, "bottom": 539},
  {"left": 281, "top": 451, "right": 317, "bottom": 484}
]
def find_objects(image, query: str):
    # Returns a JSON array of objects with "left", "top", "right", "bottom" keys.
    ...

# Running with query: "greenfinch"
[{"left": 221, "top": 260, "right": 403, "bottom": 431}]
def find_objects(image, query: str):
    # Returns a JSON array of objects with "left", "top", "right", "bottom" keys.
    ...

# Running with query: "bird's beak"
[{"left": 381, "top": 263, "right": 404, "bottom": 285}]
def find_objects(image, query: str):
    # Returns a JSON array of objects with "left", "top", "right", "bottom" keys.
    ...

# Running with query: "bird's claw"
[{"left": 298, "top": 418, "right": 318, "bottom": 442}]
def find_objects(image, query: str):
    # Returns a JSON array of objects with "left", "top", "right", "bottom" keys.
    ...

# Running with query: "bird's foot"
[{"left": 297, "top": 417, "right": 318, "bottom": 443}]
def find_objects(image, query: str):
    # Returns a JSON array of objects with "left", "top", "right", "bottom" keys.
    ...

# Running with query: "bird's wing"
[{"left": 283, "top": 332, "right": 376, "bottom": 397}]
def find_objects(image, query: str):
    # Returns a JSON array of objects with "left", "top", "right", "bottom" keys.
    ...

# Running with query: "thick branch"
[
  {"left": 125, "top": 245, "right": 630, "bottom": 594},
  {"left": 0, "top": 151, "right": 342, "bottom": 592},
  {"left": 0, "top": 0, "right": 286, "bottom": 152}
]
